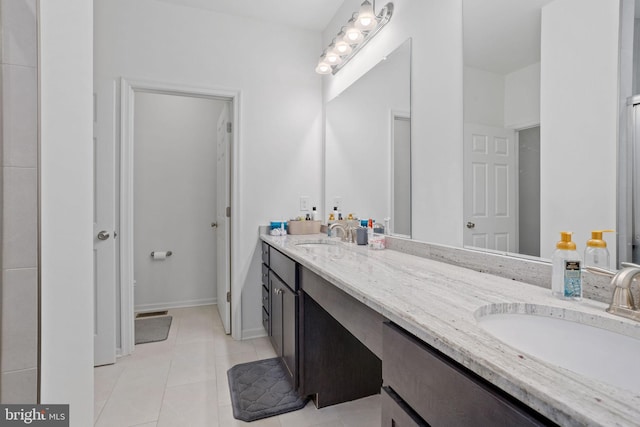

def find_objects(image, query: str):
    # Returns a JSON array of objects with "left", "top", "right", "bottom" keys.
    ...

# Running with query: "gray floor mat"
[
  {"left": 227, "top": 357, "right": 308, "bottom": 421},
  {"left": 134, "top": 316, "right": 172, "bottom": 344}
]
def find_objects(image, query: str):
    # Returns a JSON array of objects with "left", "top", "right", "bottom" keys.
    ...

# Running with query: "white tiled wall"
[{"left": 0, "top": 0, "right": 38, "bottom": 403}]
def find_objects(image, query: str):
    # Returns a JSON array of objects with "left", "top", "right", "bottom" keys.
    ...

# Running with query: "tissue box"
[{"left": 287, "top": 220, "right": 321, "bottom": 235}]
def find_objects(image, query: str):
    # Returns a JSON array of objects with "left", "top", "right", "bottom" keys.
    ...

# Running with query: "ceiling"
[
  {"left": 155, "top": 0, "right": 346, "bottom": 31},
  {"left": 464, "top": 0, "right": 555, "bottom": 75}
]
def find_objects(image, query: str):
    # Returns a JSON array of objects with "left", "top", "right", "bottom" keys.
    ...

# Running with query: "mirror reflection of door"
[
  {"left": 463, "top": 125, "right": 541, "bottom": 255},
  {"left": 392, "top": 113, "right": 411, "bottom": 237},
  {"left": 463, "top": 0, "right": 546, "bottom": 254},
  {"left": 463, "top": 124, "right": 517, "bottom": 252}
]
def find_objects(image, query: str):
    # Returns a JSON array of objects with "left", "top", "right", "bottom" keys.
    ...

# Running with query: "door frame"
[
  {"left": 120, "top": 78, "right": 242, "bottom": 355},
  {"left": 389, "top": 109, "right": 411, "bottom": 237}
]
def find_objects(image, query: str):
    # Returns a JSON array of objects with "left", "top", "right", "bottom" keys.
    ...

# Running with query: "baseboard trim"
[
  {"left": 134, "top": 298, "right": 217, "bottom": 313},
  {"left": 242, "top": 327, "right": 268, "bottom": 340}
]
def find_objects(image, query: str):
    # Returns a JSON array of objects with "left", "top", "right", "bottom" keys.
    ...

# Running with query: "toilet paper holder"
[{"left": 150, "top": 251, "right": 173, "bottom": 257}]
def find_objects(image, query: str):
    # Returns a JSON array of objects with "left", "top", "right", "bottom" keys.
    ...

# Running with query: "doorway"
[
  {"left": 132, "top": 92, "right": 226, "bottom": 314},
  {"left": 93, "top": 80, "right": 238, "bottom": 364}
]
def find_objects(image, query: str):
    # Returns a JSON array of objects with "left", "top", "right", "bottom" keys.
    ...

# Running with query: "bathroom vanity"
[{"left": 260, "top": 233, "right": 640, "bottom": 427}]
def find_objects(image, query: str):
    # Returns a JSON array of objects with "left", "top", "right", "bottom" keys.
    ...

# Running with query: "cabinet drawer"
[
  {"left": 261, "top": 241, "right": 269, "bottom": 265},
  {"left": 262, "top": 307, "right": 270, "bottom": 334},
  {"left": 261, "top": 264, "right": 269, "bottom": 287},
  {"left": 262, "top": 285, "right": 270, "bottom": 313},
  {"left": 269, "top": 247, "right": 297, "bottom": 290},
  {"left": 381, "top": 386, "right": 428, "bottom": 427},
  {"left": 383, "top": 323, "right": 550, "bottom": 427}
]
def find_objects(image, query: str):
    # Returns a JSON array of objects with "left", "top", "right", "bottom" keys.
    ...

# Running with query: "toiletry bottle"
[
  {"left": 367, "top": 218, "right": 374, "bottom": 246},
  {"left": 584, "top": 229, "right": 614, "bottom": 269},
  {"left": 551, "top": 231, "right": 582, "bottom": 300},
  {"left": 311, "top": 207, "right": 319, "bottom": 221},
  {"left": 333, "top": 206, "right": 339, "bottom": 221}
]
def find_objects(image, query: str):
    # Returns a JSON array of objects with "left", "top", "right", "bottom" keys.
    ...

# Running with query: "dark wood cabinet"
[
  {"left": 260, "top": 239, "right": 559, "bottom": 425},
  {"left": 381, "top": 386, "right": 428, "bottom": 427},
  {"left": 261, "top": 242, "right": 299, "bottom": 388},
  {"left": 382, "top": 322, "right": 556, "bottom": 427}
]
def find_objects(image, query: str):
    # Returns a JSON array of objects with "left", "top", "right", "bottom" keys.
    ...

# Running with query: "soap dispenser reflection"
[{"left": 584, "top": 229, "right": 614, "bottom": 269}]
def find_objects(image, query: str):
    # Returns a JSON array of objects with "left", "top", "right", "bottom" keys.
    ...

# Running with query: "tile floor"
[{"left": 94, "top": 305, "right": 381, "bottom": 426}]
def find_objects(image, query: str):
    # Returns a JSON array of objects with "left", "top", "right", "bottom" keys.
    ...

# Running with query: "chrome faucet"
[
  {"left": 586, "top": 262, "right": 640, "bottom": 322},
  {"left": 329, "top": 222, "right": 355, "bottom": 243}
]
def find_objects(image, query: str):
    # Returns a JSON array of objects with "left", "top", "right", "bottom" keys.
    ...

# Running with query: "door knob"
[
  {"left": 97, "top": 230, "right": 110, "bottom": 240},
  {"left": 211, "top": 222, "right": 218, "bottom": 228},
  {"left": 466, "top": 222, "right": 475, "bottom": 229}
]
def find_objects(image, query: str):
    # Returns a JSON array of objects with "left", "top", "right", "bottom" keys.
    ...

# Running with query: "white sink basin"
[
  {"left": 295, "top": 240, "right": 338, "bottom": 248},
  {"left": 475, "top": 303, "right": 640, "bottom": 393}
]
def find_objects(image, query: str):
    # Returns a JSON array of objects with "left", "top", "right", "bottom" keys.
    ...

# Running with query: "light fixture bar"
[{"left": 315, "top": 2, "right": 394, "bottom": 76}]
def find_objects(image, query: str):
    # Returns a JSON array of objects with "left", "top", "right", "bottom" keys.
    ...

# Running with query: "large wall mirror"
[
  {"left": 324, "top": 0, "right": 621, "bottom": 269},
  {"left": 463, "top": 0, "right": 549, "bottom": 257},
  {"left": 463, "top": 0, "right": 620, "bottom": 267},
  {"left": 325, "top": 38, "right": 411, "bottom": 237}
]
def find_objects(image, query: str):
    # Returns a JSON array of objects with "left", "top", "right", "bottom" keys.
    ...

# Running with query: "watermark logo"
[{"left": 0, "top": 405, "right": 68, "bottom": 426}]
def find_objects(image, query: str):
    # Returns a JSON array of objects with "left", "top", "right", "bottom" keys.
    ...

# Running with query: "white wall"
[
  {"left": 464, "top": 66, "right": 505, "bottom": 127},
  {"left": 133, "top": 92, "right": 223, "bottom": 310},
  {"left": 540, "top": 0, "right": 619, "bottom": 261},
  {"left": 94, "top": 0, "right": 323, "bottom": 339},
  {"left": 39, "top": 1, "right": 94, "bottom": 425},
  {"left": 504, "top": 62, "right": 541, "bottom": 129},
  {"left": 464, "top": 62, "right": 540, "bottom": 130},
  {"left": 323, "top": 0, "right": 464, "bottom": 246}
]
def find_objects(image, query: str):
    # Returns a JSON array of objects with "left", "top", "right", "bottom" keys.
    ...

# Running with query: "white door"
[
  {"left": 216, "top": 104, "right": 231, "bottom": 334},
  {"left": 463, "top": 124, "right": 517, "bottom": 252},
  {"left": 93, "top": 89, "right": 116, "bottom": 366}
]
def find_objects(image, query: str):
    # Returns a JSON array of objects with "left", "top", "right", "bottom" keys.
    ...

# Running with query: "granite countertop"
[{"left": 260, "top": 233, "right": 640, "bottom": 427}]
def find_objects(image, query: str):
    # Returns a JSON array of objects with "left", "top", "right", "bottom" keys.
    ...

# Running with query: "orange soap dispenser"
[
  {"left": 584, "top": 229, "right": 614, "bottom": 269},
  {"left": 551, "top": 231, "right": 582, "bottom": 300}
]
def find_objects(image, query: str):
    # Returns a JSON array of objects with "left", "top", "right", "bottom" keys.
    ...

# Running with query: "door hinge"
[
  {"left": 226, "top": 291, "right": 231, "bottom": 303},
  {"left": 227, "top": 122, "right": 232, "bottom": 133},
  {"left": 226, "top": 206, "right": 231, "bottom": 218}
]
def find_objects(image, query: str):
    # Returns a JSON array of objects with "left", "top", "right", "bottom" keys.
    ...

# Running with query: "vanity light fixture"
[{"left": 315, "top": 1, "right": 394, "bottom": 75}]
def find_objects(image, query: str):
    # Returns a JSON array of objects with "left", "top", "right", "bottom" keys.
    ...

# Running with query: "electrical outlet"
[
  {"left": 300, "top": 196, "right": 310, "bottom": 211},
  {"left": 333, "top": 197, "right": 342, "bottom": 211}
]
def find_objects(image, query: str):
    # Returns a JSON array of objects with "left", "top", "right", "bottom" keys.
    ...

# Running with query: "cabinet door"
[
  {"left": 269, "top": 272, "right": 283, "bottom": 357},
  {"left": 381, "top": 387, "right": 428, "bottom": 427},
  {"left": 281, "top": 283, "right": 298, "bottom": 387}
]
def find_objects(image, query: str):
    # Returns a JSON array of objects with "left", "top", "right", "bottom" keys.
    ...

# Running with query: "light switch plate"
[{"left": 300, "top": 196, "right": 310, "bottom": 211}]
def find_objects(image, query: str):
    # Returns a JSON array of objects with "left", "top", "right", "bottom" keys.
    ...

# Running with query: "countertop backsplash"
[
  {"left": 259, "top": 226, "right": 612, "bottom": 305},
  {"left": 383, "top": 235, "right": 613, "bottom": 304}
]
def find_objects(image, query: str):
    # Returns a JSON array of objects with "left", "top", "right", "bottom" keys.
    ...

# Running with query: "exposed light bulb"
[
  {"left": 355, "top": 0, "right": 377, "bottom": 31},
  {"left": 343, "top": 25, "right": 364, "bottom": 44},
  {"left": 325, "top": 49, "right": 343, "bottom": 65},
  {"left": 315, "top": 60, "right": 332, "bottom": 74},
  {"left": 333, "top": 38, "right": 353, "bottom": 56}
]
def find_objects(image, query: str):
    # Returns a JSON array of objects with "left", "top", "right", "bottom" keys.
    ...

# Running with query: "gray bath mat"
[
  {"left": 135, "top": 315, "right": 172, "bottom": 344},
  {"left": 227, "top": 357, "right": 308, "bottom": 421}
]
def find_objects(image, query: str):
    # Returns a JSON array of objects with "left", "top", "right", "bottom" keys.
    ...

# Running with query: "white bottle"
[
  {"left": 551, "top": 231, "right": 582, "bottom": 300},
  {"left": 584, "top": 229, "right": 614, "bottom": 269},
  {"left": 311, "top": 206, "right": 320, "bottom": 221}
]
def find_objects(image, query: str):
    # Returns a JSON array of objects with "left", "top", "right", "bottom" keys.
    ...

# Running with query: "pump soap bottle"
[
  {"left": 584, "top": 229, "right": 614, "bottom": 269},
  {"left": 552, "top": 231, "right": 582, "bottom": 300}
]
